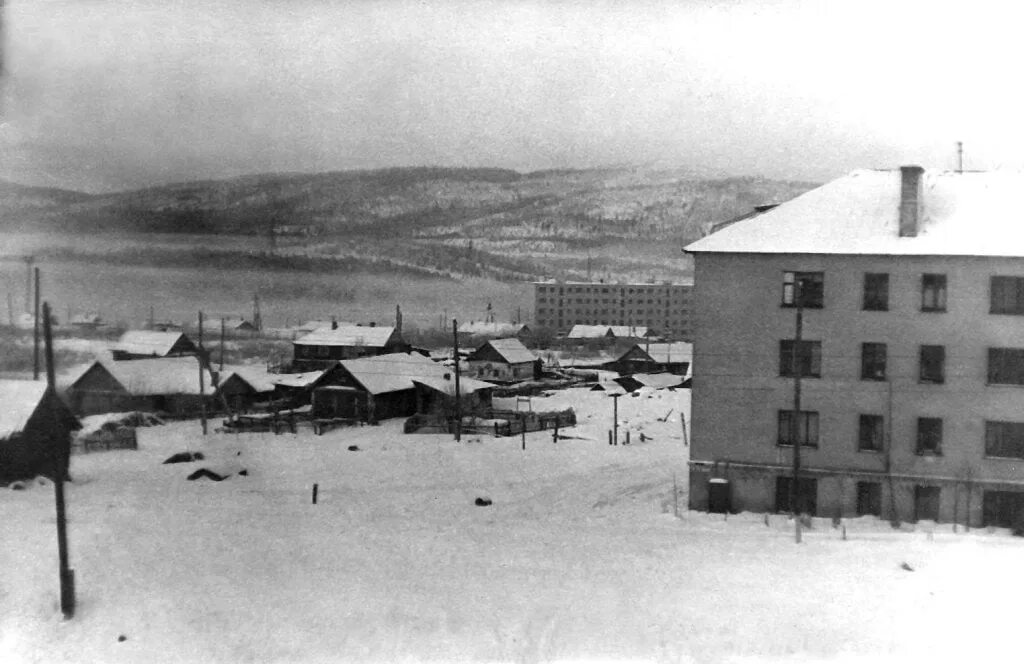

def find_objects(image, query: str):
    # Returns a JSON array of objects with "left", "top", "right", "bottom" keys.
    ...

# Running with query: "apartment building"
[
  {"left": 685, "top": 166, "right": 1024, "bottom": 529},
  {"left": 533, "top": 281, "right": 693, "bottom": 340}
]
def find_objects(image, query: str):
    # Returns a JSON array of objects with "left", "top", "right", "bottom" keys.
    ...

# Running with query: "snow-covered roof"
[
  {"left": 218, "top": 365, "right": 277, "bottom": 393},
  {"left": 294, "top": 325, "right": 396, "bottom": 348},
  {"left": 335, "top": 353, "right": 453, "bottom": 395},
  {"left": 567, "top": 325, "right": 648, "bottom": 339},
  {"left": 635, "top": 342, "right": 693, "bottom": 364},
  {"left": 295, "top": 320, "right": 354, "bottom": 333},
  {"left": 477, "top": 338, "right": 537, "bottom": 364},
  {"left": 608, "top": 326, "right": 650, "bottom": 338},
  {"left": 0, "top": 380, "right": 47, "bottom": 439},
  {"left": 114, "top": 330, "right": 191, "bottom": 356},
  {"left": 196, "top": 317, "right": 254, "bottom": 331},
  {"left": 100, "top": 358, "right": 212, "bottom": 396},
  {"left": 412, "top": 375, "right": 496, "bottom": 396},
  {"left": 627, "top": 373, "right": 688, "bottom": 389},
  {"left": 271, "top": 370, "right": 324, "bottom": 389},
  {"left": 457, "top": 321, "right": 529, "bottom": 336},
  {"left": 685, "top": 168, "right": 1024, "bottom": 257}
]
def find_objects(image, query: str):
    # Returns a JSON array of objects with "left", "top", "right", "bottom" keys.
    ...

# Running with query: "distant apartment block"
[
  {"left": 685, "top": 166, "right": 1024, "bottom": 529},
  {"left": 533, "top": 281, "right": 693, "bottom": 340}
]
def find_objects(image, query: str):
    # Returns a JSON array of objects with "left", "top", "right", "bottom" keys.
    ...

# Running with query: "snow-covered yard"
[{"left": 2, "top": 387, "right": 1023, "bottom": 662}]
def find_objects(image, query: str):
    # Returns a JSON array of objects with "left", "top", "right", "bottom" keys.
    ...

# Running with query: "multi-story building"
[
  {"left": 685, "top": 166, "right": 1024, "bottom": 528},
  {"left": 533, "top": 281, "right": 693, "bottom": 340}
]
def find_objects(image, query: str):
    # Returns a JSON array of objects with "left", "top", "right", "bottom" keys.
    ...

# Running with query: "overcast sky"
[{"left": 2, "top": 0, "right": 1023, "bottom": 192}]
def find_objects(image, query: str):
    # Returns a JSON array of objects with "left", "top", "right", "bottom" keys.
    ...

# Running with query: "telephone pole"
[
  {"left": 790, "top": 278, "right": 804, "bottom": 544},
  {"left": 611, "top": 393, "right": 621, "bottom": 445},
  {"left": 198, "top": 311, "right": 208, "bottom": 435},
  {"left": 33, "top": 267, "right": 40, "bottom": 380},
  {"left": 452, "top": 319, "right": 461, "bottom": 442}
]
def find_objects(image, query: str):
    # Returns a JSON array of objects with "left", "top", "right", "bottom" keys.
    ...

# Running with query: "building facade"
[
  {"left": 532, "top": 281, "right": 693, "bottom": 340},
  {"left": 686, "top": 166, "right": 1024, "bottom": 529}
]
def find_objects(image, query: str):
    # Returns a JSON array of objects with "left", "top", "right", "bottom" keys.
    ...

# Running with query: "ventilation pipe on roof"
[{"left": 899, "top": 165, "right": 924, "bottom": 238}]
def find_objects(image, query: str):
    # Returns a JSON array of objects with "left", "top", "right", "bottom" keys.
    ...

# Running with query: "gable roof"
[
  {"left": 566, "top": 325, "right": 615, "bottom": 339},
  {"left": 457, "top": 321, "right": 530, "bottom": 337},
  {"left": 217, "top": 365, "right": 277, "bottom": 393},
  {"left": 470, "top": 338, "right": 537, "bottom": 364},
  {"left": 412, "top": 375, "right": 495, "bottom": 396},
  {"left": 320, "top": 353, "right": 465, "bottom": 395},
  {"left": 271, "top": 370, "right": 324, "bottom": 389},
  {"left": 294, "top": 325, "right": 397, "bottom": 348},
  {"left": 0, "top": 380, "right": 49, "bottom": 439},
  {"left": 114, "top": 330, "right": 194, "bottom": 357},
  {"left": 685, "top": 168, "right": 1024, "bottom": 257},
  {"left": 78, "top": 358, "right": 213, "bottom": 396},
  {"left": 632, "top": 342, "right": 693, "bottom": 364}
]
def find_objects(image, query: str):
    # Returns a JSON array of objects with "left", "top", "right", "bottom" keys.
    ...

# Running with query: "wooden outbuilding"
[
  {"left": 66, "top": 357, "right": 214, "bottom": 416},
  {"left": 465, "top": 338, "right": 540, "bottom": 383},
  {"left": 112, "top": 330, "right": 197, "bottom": 360},
  {"left": 0, "top": 380, "right": 80, "bottom": 483},
  {"left": 292, "top": 324, "right": 408, "bottom": 371}
]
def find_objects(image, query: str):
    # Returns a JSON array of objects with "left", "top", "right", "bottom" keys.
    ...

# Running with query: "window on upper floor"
[
  {"left": 782, "top": 271, "right": 824, "bottom": 308},
  {"left": 858, "top": 414, "right": 884, "bottom": 452},
  {"left": 860, "top": 343, "right": 887, "bottom": 381},
  {"left": 916, "top": 417, "right": 943, "bottom": 455},
  {"left": 779, "top": 340, "right": 822, "bottom": 378},
  {"left": 988, "top": 348, "right": 1024, "bottom": 385},
  {"left": 921, "top": 274, "right": 947, "bottom": 312},
  {"left": 777, "top": 410, "right": 819, "bottom": 448},
  {"left": 990, "top": 276, "right": 1024, "bottom": 315},
  {"left": 919, "top": 345, "right": 945, "bottom": 384},
  {"left": 985, "top": 421, "right": 1024, "bottom": 459},
  {"left": 863, "top": 273, "right": 889, "bottom": 311}
]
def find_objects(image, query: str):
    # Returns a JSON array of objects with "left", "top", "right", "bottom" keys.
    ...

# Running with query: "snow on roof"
[
  {"left": 566, "top": 325, "right": 614, "bottom": 339},
  {"left": 294, "top": 325, "right": 396, "bottom": 348},
  {"left": 218, "top": 365, "right": 277, "bottom": 393},
  {"left": 101, "top": 357, "right": 213, "bottom": 396},
  {"left": 271, "top": 370, "right": 324, "bottom": 389},
  {"left": 479, "top": 338, "right": 537, "bottom": 364},
  {"left": 196, "top": 317, "right": 253, "bottom": 331},
  {"left": 628, "top": 373, "right": 688, "bottom": 389},
  {"left": 114, "top": 330, "right": 191, "bottom": 356},
  {"left": 336, "top": 353, "right": 452, "bottom": 395},
  {"left": 457, "top": 321, "right": 528, "bottom": 336},
  {"left": 636, "top": 343, "right": 693, "bottom": 364},
  {"left": 685, "top": 168, "right": 1024, "bottom": 257},
  {"left": 0, "top": 380, "right": 47, "bottom": 439},
  {"left": 608, "top": 326, "right": 649, "bottom": 338}
]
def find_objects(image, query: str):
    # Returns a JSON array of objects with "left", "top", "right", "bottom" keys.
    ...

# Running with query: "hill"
[{"left": 0, "top": 167, "right": 816, "bottom": 281}]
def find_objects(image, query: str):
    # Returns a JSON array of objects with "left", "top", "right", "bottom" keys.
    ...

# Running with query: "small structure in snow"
[
  {"left": 0, "top": 380, "right": 80, "bottom": 483},
  {"left": 112, "top": 330, "right": 197, "bottom": 360}
]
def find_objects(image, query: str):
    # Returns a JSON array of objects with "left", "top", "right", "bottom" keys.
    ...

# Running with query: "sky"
[{"left": 2, "top": 0, "right": 1024, "bottom": 192}]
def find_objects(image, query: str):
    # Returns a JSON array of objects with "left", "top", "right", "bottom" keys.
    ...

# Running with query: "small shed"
[
  {"left": 195, "top": 317, "right": 258, "bottom": 335},
  {"left": 466, "top": 338, "right": 539, "bottom": 383},
  {"left": 0, "top": 380, "right": 80, "bottom": 483},
  {"left": 112, "top": 330, "right": 197, "bottom": 360},
  {"left": 66, "top": 357, "right": 215, "bottom": 416}
]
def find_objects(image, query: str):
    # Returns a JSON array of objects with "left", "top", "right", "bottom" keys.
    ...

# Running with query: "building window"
[
  {"left": 988, "top": 348, "right": 1024, "bottom": 385},
  {"left": 856, "top": 482, "right": 882, "bottom": 517},
  {"left": 858, "top": 414, "right": 883, "bottom": 452},
  {"left": 782, "top": 271, "right": 824, "bottom": 308},
  {"left": 860, "top": 343, "right": 887, "bottom": 381},
  {"left": 913, "top": 485, "right": 941, "bottom": 522},
  {"left": 862, "top": 273, "right": 889, "bottom": 311},
  {"left": 985, "top": 421, "right": 1024, "bottom": 459},
  {"left": 982, "top": 491, "right": 1024, "bottom": 529},
  {"left": 779, "top": 340, "right": 822, "bottom": 378},
  {"left": 921, "top": 274, "right": 947, "bottom": 312},
  {"left": 990, "top": 276, "right": 1024, "bottom": 315},
  {"left": 919, "top": 345, "right": 945, "bottom": 384},
  {"left": 916, "top": 417, "right": 943, "bottom": 455},
  {"left": 775, "top": 476, "right": 818, "bottom": 515},
  {"left": 777, "top": 410, "right": 819, "bottom": 448}
]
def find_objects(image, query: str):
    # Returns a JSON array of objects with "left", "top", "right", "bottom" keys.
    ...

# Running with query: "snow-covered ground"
[{"left": 2, "top": 387, "right": 1023, "bottom": 663}]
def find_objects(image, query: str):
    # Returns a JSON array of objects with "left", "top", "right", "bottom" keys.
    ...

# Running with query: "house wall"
[
  {"left": 690, "top": 252, "right": 1024, "bottom": 526},
  {"left": 468, "top": 360, "right": 533, "bottom": 382},
  {"left": 0, "top": 395, "right": 77, "bottom": 482}
]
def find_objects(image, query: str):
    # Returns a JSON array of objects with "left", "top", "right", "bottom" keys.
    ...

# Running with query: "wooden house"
[
  {"left": 292, "top": 324, "right": 407, "bottom": 371},
  {"left": 214, "top": 366, "right": 277, "bottom": 412},
  {"left": 310, "top": 353, "right": 492, "bottom": 424},
  {"left": 0, "top": 380, "right": 80, "bottom": 483},
  {"left": 457, "top": 321, "right": 532, "bottom": 342},
  {"left": 604, "top": 342, "right": 693, "bottom": 376},
  {"left": 465, "top": 338, "right": 539, "bottom": 383},
  {"left": 66, "top": 357, "right": 214, "bottom": 416},
  {"left": 112, "top": 330, "right": 197, "bottom": 360}
]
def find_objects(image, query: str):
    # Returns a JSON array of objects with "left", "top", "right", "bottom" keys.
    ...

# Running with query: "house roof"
[
  {"left": 196, "top": 317, "right": 254, "bottom": 331},
  {"left": 633, "top": 342, "right": 693, "bottom": 365},
  {"left": 270, "top": 370, "right": 324, "bottom": 389},
  {"left": 295, "top": 320, "right": 346, "bottom": 333},
  {"left": 84, "top": 357, "right": 213, "bottom": 396},
  {"left": 473, "top": 338, "right": 537, "bottom": 364},
  {"left": 412, "top": 375, "right": 495, "bottom": 396},
  {"left": 114, "top": 330, "right": 192, "bottom": 356},
  {"left": 685, "top": 168, "right": 1024, "bottom": 257},
  {"left": 294, "top": 325, "right": 397, "bottom": 348},
  {"left": 567, "top": 325, "right": 648, "bottom": 339},
  {"left": 457, "top": 321, "right": 529, "bottom": 336},
  {"left": 627, "top": 373, "right": 688, "bottom": 389},
  {"left": 608, "top": 326, "right": 649, "bottom": 338},
  {"left": 218, "top": 365, "right": 277, "bottom": 393},
  {"left": 327, "top": 353, "right": 454, "bottom": 395},
  {"left": 0, "top": 380, "right": 48, "bottom": 439}
]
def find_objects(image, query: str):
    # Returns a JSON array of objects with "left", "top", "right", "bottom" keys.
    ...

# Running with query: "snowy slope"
[{"left": 2, "top": 388, "right": 1022, "bottom": 662}]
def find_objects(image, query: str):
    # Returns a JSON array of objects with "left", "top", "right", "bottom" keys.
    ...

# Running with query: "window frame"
[
  {"left": 916, "top": 417, "right": 943, "bottom": 456},
  {"left": 990, "top": 276, "right": 1024, "bottom": 315},
  {"left": 860, "top": 342, "right": 888, "bottom": 381},
  {"left": 857, "top": 414, "right": 884, "bottom": 452},
  {"left": 779, "top": 339, "right": 822, "bottom": 378},
  {"left": 988, "top": 347, "right": 1024, "bottom": 386},
  {"left": 862, "top": 273, "right": 890, "bottom": 311},
  {"left": 919, "top": 345, "right": 946, "bottom": 384},
  {"left": 920, "top": 273, "right": 947, "bottom": 312},
  {"left": 984, "top": 420, "right": 1024, "bottom": 460},
  {"left": 777, "top": 409, "right": 820, "bottom": 448},
  {"left": 781, "top": 271, "right": 824, "bottom": 309}
]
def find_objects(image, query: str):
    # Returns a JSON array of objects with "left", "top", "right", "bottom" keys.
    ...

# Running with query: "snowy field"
[{"left": 3, "top": 387, "right": 1024, "bottom": 663}]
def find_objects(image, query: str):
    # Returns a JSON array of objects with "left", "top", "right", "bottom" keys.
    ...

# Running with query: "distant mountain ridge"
[{"left": 0, "top": 167, "right": 817, "bottom": 281}]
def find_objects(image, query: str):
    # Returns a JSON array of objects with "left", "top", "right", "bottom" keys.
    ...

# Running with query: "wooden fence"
[{"left": 73, "top": 428, "right": 138, "bottom": 454}]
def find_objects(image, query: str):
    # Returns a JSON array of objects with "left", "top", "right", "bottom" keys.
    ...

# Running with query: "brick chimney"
[{"left": 899, "top": 165, "right": 924, "bottom": 237}]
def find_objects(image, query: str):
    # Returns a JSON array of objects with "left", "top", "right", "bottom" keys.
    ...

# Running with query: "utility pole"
[
  {"left": 452, "top": 319, "right": 461, "bottom": 442},
  {"left": 33, "top": 267, "right": 40, "bottom": 380},
  {"left": 44, "top": 302, "right": 75, "bottom": 618},
  {"left": 198, "top": 311, "right": 207, "bottom": 435},
  {"left": 611, "top": 393, "right": 621, "bottom": 445},
  {"left": 956, "top": 141, "right": 964, "bottom": 173},
  {"left": 24, "top": 255, "right": 33, "bottom": 313},
  {"left": 219, "top": 317, "right": 225, "bottom": 371},
  {"left": 790, "top": 278, "right": 804, "bottom": 544}
]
